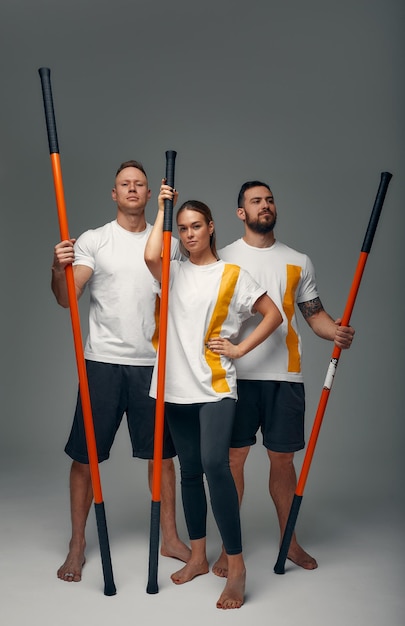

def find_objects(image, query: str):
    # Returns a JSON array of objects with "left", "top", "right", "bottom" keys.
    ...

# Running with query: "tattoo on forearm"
[{"left": 298, "top": 297, "right": 324, "bottom": 320}]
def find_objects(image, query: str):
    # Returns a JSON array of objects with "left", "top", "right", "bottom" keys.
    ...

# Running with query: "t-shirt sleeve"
[
  {"left": 73, "top": 230, "right": 96, "bottom": 270},
  {"left": 170, "top": 236, "right": 185, "bottom": 261},
  {"left": 153, "top": 258, "right": 182, "bottom": 296},
  {"left": 236, "top": 268, "right": 267, "bottom": 321},
  {"left": 296, "top": 254, "right": 319, "bottom": 304}
]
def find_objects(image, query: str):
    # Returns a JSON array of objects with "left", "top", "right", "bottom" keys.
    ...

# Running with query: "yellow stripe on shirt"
[
  {"left": 204, "top": 264, "right": 241, "bottom": 393},
  {"left": 284, "top": 264, "right": 302, "bottom": 372},
  {"left": 152, "top": 295, "right": 160, "bottom": 352}
]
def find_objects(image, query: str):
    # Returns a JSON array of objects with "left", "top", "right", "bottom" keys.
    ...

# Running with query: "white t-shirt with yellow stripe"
[
  {"left": 150, "top": 259, "right": 266, "bottom": 404},
  {"left": 219, "top": 238, "right": 318, "bottom": 382}
]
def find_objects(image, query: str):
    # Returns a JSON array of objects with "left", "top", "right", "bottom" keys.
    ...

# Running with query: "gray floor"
[{"left": 1, "top": 441, "right": 404, "bottom": 626}]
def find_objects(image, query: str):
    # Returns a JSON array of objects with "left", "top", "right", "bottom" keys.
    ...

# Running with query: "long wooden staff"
[
  {"left": 274, "top": 171, "right": 393, "bottom": 575},
  {"left": 147, "top": 150, "right": 177, "bottom": 594},
  {"left": 38, "top": 67, "right": 116, "bottom": 596}
]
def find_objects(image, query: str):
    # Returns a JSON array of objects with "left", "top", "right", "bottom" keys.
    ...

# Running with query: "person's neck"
[
  {"left": 116, "top": 211, "right": 147, "bottom": 233},
  {"left": 188, "top": 250, "right": 218, "bottom": 266},
  {"left": 242, "top": 229, "right": 275, "bottom": 249}
]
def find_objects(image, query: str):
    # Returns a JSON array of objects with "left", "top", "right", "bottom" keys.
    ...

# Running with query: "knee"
[
  {"left": 202, "top": 454, "right": 229, "bottom": 483},
  {"left": 268, "top": 450, "right": 295, "bottom": 469},
  {"left": 229, "top": 446, "right": 250, "bottom": 473},
  {"left": 72, "top": 460, "right": 90, "bottom": 477},
  {"left": 180, "top": 469, "right": 204, "bottom": 488},
  {"left": 160, "top": 458, "right": 175, "bottom": 474}
]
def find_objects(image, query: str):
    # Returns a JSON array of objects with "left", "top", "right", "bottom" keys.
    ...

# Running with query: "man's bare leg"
[
  {"left": 212, "top": 446, "right": 250, "bottom": 578},
  {"left": 216, "top": 553, "right": 246, "bottom": 610},
  {"left": 170, "top": 537, "right": 209, "bottom": 584},
  {"left": 268, "top": 450, "right": 317, "bottom": 570},
  {"left": 148, "top": 458, "right": 191, "bottom": 563},
  {"left": 57, "top": 461, "right": 92, "bottom": 582}
]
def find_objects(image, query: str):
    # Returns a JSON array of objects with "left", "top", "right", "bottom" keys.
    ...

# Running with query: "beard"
[{"left": 245, "top": 211, "right": 277, "bottom": 234}]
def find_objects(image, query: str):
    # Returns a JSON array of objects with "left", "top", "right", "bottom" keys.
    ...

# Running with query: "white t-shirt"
[
  {"left": 149, "top": 259, "right": 266, "bottom": 403},
  {"left": 219, "top": 238, "right": 319, "bottom": 382},
  {"left": 73, "top": 219, "right": 180, "bottom": 366}
]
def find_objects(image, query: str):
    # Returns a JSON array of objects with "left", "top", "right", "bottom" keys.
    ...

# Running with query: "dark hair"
[
  {"left": 115, "top": 160, "right": 147, "bottom": 179},
  {"left": 176, "top": 200, "right": 218, "bottom": 259},
  {"left": 237, "top": 180, "right": 272, "bottom": 208}
]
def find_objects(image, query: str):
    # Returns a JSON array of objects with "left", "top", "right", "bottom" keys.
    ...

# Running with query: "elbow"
[
  {"left": 144, "top": 256, "right": 160, "bottom": 281},
  {"left": 272, "top": 304, "right": 283, "bottom": 329},
  {"left": 56, "top": 293, "right": 70, "bottom": 308},
  {"left": 264, "top": 307, "right": 282, "bottom": 335},
  {"left": 144, "top": 244, "right": 158, "bottom": 267},
  {"left": 144, "top": 255, "right": 157, "bottom": 277},
  {"left": 144, "top": 251, "right": 154, "bottom": 268},
  {"left": 55, "top": 296, "right": 70, "bottom": 308}
]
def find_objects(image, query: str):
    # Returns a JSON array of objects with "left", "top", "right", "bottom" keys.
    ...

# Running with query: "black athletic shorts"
[
  {"left": 231, "top": 380, "right": 305, "bottom": 453},
  {"left": 65, "top": 361, "right": 176, "bottom": 463}
]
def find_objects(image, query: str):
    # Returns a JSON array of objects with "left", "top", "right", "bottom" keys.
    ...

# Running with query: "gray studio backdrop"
[{"left": 1, "top": 0, "right": 403, "bottom": 525}]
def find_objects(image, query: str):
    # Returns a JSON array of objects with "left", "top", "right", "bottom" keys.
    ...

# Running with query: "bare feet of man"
[
  {"left": 212, "top": 540, "right": 317, "bottom": 579},
  {"left": 287, "top": 541, "right": 318, "bottom": 570},
  {"left": 57, "top": 540, "right": 86, "bottom": 582},
  {"left": 161, "top": 538, "right": 191, "bottom": 563}
]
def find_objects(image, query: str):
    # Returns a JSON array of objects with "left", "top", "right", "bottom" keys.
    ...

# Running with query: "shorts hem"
[
  {"left": 264, "top": 441, "right": 305, "bottom": 453},
  {"left": 230, "top": 438, "right": 257, "bottom": 448},
  {"left": 133, "top": 450, "right": 177, "bottom": 460},
  {"left": 65, "top": 447, "right": 110, "bottom": 464}
]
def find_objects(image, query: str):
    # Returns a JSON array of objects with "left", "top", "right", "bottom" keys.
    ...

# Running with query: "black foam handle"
[
  {"left": 163, "top": 150, "right": 177, "bottom": 232},
  {"left": 361, "top": 172, "right": 392, "bottom": 253},
  {"left": 146, "top": 500, "right": 161, "bottom": 594},
  {"left": 94, "top": 502, "right": 117, "bottom": 596},
  {"left": 38, "top": 67, "right": 59, "bottom": 154},
  {"left": 274, "top": 494, "right": 303, "bottom": 574}
]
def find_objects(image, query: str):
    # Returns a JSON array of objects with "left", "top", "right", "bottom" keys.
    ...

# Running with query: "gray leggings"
[{"left": 165, "top": 398, "right": 242, "bottom": 555}]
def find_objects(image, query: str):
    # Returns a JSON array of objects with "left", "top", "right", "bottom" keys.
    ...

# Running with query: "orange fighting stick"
[
  {"left": 274, "top": 171, "right": 393, "bottom": 575},
  {"left": 147, "top": 150, "right": 177, "bottom": 594},
  {"left": 38, "top": 67, "right": 116, "bottom": 596}
]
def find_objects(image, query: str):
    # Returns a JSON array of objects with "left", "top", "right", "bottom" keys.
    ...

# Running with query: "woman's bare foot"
[
  {"left": 287, "top": 541, "right": 318, "bottom": 570},
  {"left": 170, "top": 558, "right": 209, "bottom": 584},
  {"left": 212, "top": 548, "right": 228, "bottom": 578},
  {"left": 216, "top": 570, "right": 245, "bottom": 609},
  {"left": 57, "top": 540, "right": 86, "bottom": 582},
  {"left": 161, "top": 538, "right": 191, "bottom": 563}
]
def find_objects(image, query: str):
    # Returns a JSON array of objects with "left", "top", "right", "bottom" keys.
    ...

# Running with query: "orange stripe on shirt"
[
  {"left": 204, "top": 264, "right": 240, "bottom": 393},
  {"left": 284, "top": 265, "right": 302, "bottom": 372}
]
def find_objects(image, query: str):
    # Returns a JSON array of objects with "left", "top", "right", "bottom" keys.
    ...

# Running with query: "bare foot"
[
  {"left": 212, "top": 549, "right": 228, "bottom": 578},
  {"left": 161, "top": 538, "right": 191, "bottom": 563},
  {"left": 216, "top": 570, "right": 246, "bottom": 610},
  {"left": 170, "top": 559, "right": 209, "bottom": 584},
  {"left": 287, "top": 542, "right": 318, "bottom": 570},
  {"left": 57, "top": 541, "right": 86, "bottom": 582}
]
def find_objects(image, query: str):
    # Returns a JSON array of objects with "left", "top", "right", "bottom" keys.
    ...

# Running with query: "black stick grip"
[
  {"left": 361, "top": 172, "right": 392, "bottom": 253},
  {"left": 38, "top": 67, "right": 59, "bottom": 154},
  {"left": 146, "top": 500, "right": 161, "bottom": 594},
  {"left": 163, "top": 150, "right": 177, "bottom": 232},
  {"left": 274, "top": 494, "right": 303, "bottom": 575},
  {"left": 94, "top": 502, "right": 117, "bottom": 596}
]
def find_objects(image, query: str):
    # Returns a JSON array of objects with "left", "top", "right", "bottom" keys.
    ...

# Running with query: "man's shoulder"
[
  {"left": 218, "top": 238, "right": 243, "bottom": 255},
  {"left": 78, "top": 220, "right": 114, "bottom": 239},
  {"left": 276, "top": 240, "right": 311, "bottom": 261}
]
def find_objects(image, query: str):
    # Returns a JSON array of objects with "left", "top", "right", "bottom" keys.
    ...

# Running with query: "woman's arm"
[
  {"left": 207, "top": 293, "right": 282, "bottom": 359},
  {"left": 144, "top": 180, "right": 177, "bottom": 282}
]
